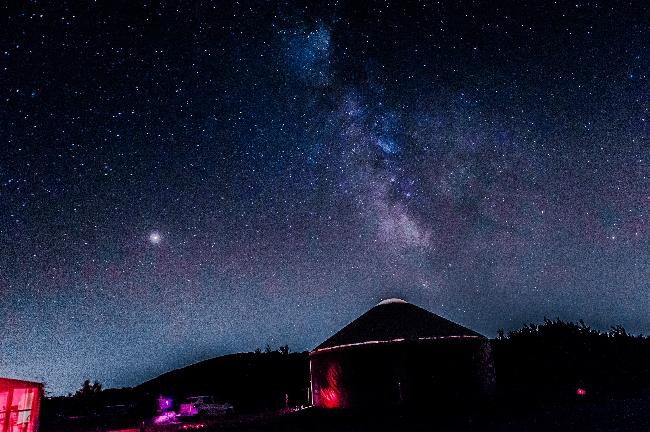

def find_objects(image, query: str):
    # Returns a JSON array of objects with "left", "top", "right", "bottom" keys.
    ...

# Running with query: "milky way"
[{"left": 3, "top": 1, "right": 650, "bottom": 394}]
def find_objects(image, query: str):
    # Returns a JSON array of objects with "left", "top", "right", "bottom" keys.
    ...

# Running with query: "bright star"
[{"left": 149, "top": 231, "right": 162, "bottom": 244}]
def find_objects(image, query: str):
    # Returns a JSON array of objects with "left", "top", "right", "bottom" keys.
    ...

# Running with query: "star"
[{"left": 149, "top": 231, "right": 162, "bottom": 245}]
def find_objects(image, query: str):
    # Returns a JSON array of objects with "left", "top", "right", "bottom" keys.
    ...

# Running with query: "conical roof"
[{"left": 313, "top": 299, "right": 484, "bottom": 353}]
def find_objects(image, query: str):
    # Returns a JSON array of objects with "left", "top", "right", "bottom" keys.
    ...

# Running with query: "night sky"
[{"left": 3, "top": 0, "right": 650, "bottom": 395}]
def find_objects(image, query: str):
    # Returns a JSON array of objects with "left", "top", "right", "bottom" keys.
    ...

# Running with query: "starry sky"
[{"left": 3, "top": 0, "right": 650, "bottom": 395}]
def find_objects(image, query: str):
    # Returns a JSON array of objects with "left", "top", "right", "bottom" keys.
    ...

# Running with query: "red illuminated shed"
[
  {"left": 0, "top": 377, "right": 43, "bottom": 432},
  {"left": 310, "top": 299, "right": 495, "bottom": 409}
]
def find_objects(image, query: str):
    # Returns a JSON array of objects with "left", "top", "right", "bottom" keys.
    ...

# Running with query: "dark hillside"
[{"left": 136, "top": 351, "right": 310, "bottom": 412}]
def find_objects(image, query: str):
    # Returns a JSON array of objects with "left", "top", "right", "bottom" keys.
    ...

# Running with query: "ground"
[{"left": 44, "top": 390, "right": 650, "bottom": 432}]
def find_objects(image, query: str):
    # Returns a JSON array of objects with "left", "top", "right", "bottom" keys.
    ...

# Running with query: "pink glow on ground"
[
  {"left": 181, "top": 423, "right": 206, "bottom": 430},
  {"left": 153, "top": 411, "right": 177, "bottom": 424}
]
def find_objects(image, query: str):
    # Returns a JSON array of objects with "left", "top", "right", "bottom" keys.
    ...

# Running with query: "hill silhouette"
[{"left": 136, "top": 350, "right": 310, "bottom": 412}]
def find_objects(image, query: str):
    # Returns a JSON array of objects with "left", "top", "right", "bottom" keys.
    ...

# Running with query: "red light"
[
  {"left": 320, "top": 387, "right": 339, "bottom": 408},
  {"left": 319, "top": 363, "right": 342, "bottom": 408},
  {"left": 576, "top": 388, "right": 586, "bottom": 396}
]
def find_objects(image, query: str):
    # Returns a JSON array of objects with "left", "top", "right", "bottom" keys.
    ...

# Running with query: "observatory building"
[{"left": 309, "top": 298, "right": 495, "bottom": 409}]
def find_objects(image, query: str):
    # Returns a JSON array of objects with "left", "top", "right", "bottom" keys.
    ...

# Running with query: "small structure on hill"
[
  {"left": 309, "top": 299, "right": 495, "bottom": 409},
  {"left": 0, "top": 377, "right": 43, "bottom": 432}
]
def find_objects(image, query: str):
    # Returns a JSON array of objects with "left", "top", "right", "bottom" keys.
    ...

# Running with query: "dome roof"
[
  {"left": 377, "top": 297, "right": 408, "bottom": 305},
  {"left": 313, "top": 300, "right": 484, "bottom": 353}
]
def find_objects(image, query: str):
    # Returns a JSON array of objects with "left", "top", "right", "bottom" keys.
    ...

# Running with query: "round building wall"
[{"left": 310, "top": 338, "right": 494, "bottom": 409}]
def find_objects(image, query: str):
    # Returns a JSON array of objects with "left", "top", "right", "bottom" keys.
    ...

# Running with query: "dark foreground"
[
  {"left": 43, "top": 390, "right": 650, "bottom": 432},
  {"left": 201, "top": 392, "right": 650, "bottom": 432}
]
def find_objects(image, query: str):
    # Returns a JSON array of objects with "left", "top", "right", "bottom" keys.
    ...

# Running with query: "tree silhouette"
[
  {"left": 75, "top": 380, "right": 102, "bottom": 398},
  {"left": 493, "top": 318, "right": 650, "bottom": 401}
]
